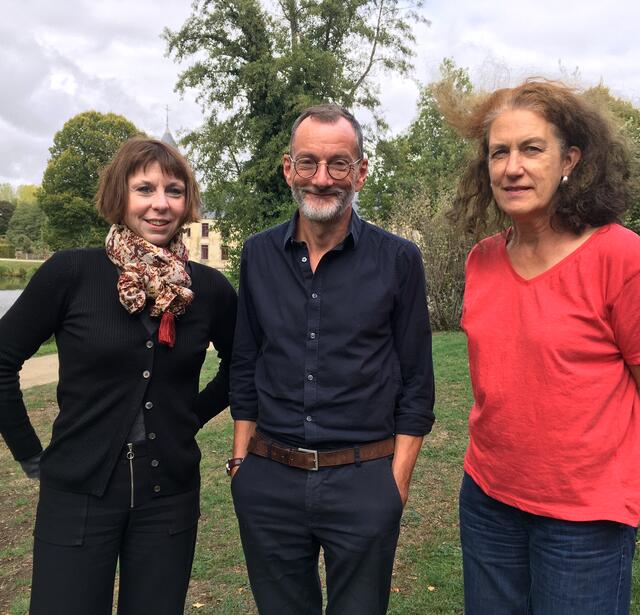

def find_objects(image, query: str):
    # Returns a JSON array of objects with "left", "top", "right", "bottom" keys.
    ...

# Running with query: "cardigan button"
[
  {"left": 143, "top": 370, "right": 151, "bottom": 379},
  {"left": 148, "top": 432, "right": 156, "bottom": 440},
  {"left": 153, "top": 485, "right": 161, "bottom": 493},
  {"left": 144, "top": 401, "right": 153, "bottom": 410},
  {"left": 151, "top": 459, "right": 159, "bottom": 467},
  {"left": 146, "top": 340, "right": 154, "bottom": 349}
]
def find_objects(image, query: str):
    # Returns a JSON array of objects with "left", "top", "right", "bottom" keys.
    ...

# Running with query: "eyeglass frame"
[{"left": 286, "top": 154, "right": 364, "bottom": 181}]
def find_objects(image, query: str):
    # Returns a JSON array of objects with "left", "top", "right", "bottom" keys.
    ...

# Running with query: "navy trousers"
[
  {"left": 29, "top": 443, "right": 199, "bottom": 615},
  {"left": 231, "top": 452, "right": 404, "bottom": 615},
  {"left": 460, "top": 472, "right": 637, "bottom": 615}
]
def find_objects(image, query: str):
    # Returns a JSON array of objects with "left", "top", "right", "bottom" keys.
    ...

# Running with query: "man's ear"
[
  {"left": 354, "top": 157, "right": 368, "bottom": 192},
  {"left": 283, "top": 154, "right": 294, "bottom": 187}
]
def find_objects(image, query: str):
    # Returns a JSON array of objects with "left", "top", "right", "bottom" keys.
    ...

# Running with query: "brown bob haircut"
[
  {"left": 440, "top": 79, "right": 630, "bottom": 238},
  {"left": 96, "top": 137, "right": 201, "bottom": 225}
]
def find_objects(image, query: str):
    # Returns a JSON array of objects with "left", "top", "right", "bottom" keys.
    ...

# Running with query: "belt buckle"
[{"left": 298, "top": 447, "right": 319, "bottom": 471}]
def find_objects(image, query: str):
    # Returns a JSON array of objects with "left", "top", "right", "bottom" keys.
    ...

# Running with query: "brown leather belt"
[{"left": 248, "top": 433, "right": 395, "bottom": 471}]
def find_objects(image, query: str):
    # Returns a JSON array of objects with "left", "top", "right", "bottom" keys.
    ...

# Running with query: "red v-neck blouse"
[{"left": 462, "top": 224, "right": 640, "bottom": 525}]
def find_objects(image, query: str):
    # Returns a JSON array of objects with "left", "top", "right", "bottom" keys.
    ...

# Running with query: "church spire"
[{"left": 161, "top": 105, "right": 178, "bottom": 149}]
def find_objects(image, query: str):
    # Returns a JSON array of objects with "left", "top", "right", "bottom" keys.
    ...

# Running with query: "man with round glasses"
[{"left": 229, "top": 104, "right": 435, "bottom": 614}]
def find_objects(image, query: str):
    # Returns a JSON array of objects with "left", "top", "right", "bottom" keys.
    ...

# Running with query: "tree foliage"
[
  {"left": 389, "top": 189, "right": 472, "bottom": 330},
  {"left": 6, "top": 201, "right": 46, "bottom": 254},
  {"left": 359, "top": 58, "right": 473, "bottom": 222},
  {"left": 16, "top": 184, "right": 39, "bottom": 206},
  {"left": 0, "top": 200, "right": 16, "bottom": 235},
  {"left": 0, "top": 185, "right": 39, "bottom": 237},
  {"left": 38, "top": 111, "right": 141, "bottom": 250},
  {"left": 0, "top": 183, "right": 15, "bottom": 204},
  {"left": 583, "top": 85, "right": 640, "bottom": 234},
  {"left": 165, "top": 0, "right": 428, "bottom": 269},
  {"left": 356, "top": 60, "right": 475, "bottom": 329}
]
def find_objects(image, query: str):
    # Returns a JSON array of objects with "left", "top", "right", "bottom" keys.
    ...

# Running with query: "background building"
[
  {"left": 161, "top": 117, "right": 229, "bottom": 270},
  {"left": 183, "top": 219, "right": 229, "bottom": 269}
]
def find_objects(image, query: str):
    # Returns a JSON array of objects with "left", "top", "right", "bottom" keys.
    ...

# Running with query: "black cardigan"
[{"left": 0, "top": 249, "right": 236, "bottom": 497}]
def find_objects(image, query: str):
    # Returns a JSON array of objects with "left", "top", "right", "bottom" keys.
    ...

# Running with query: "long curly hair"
[{"left": 439, "top": 79, "right": 631, "bottom": 238}]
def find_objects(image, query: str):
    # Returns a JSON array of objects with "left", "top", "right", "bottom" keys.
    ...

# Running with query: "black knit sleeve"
[
  {"left": 193, "top": 268, "right": 238, "bottom": 426},
  {"left": 0, "top": 251, "right": 76, "bottom": 460}
]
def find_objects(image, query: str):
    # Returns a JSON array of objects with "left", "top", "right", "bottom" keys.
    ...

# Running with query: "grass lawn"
[
  {"left": 0, "top": 259, "right": 42, "bottom": 282},
  {"left": 2, "top": 332, "right": 640, "bottom": 614},
  {"left": 32, "top": 338, "right": 57, "bottom": 358}
]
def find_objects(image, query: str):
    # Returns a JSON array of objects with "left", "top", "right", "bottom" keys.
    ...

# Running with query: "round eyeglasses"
[{"left": 289, "top": 156, "right": 362, "bottom": 180}]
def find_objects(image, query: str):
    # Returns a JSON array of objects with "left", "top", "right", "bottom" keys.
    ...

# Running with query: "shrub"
[
  {"left": 386, "top": 189, "right": 473, "bottom": 331},
  {"left": 0, "top": 238, "right": 14, "bottom": 258}
]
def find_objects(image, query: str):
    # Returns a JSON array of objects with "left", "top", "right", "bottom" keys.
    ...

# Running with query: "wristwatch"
[{"left": 225, "top": 457, "right": 244, "bottom": 476}]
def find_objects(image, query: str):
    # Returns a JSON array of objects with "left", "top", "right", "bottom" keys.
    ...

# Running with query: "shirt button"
[
  {"left": 153, "top": 485, "right": 161, "bottom": 493},
  {"left": 144, "top": 401, "right": 153, "bottom": 410},
  {"left": 148, "top": 432, "right": 156, "bottom": 440},
  {"left": 309, "top": 332, "right": 316, "bottom": 339},
  {"left": 306, "top": 416, "right": 312, "bottom": 422},
  {"left": 143, "top": 370, "right": 151, "bottom": 379},
  {"left": 307, "top": 374, "right": 314, "bottom": 381},
  {"left": 301, "top": 256, "right": 308, "bottom": 263},
  {"left": 146, "top": 340, "right": 154, "bottom": 349},
  {"left": 311, "top": 293, "right": 318, "bottom": 299},
  {"left": 151, "top": 459, "right": 159, "bottom": 467}
]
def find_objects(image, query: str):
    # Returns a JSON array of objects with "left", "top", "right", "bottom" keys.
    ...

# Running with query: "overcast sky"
[{"left": 2, "top": 0, "right": 640, "bottom": 187}]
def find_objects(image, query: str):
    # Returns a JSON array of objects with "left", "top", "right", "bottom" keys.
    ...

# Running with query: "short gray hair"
[{"left": 289, "top": 104, "right": 364, "bottom": 158}]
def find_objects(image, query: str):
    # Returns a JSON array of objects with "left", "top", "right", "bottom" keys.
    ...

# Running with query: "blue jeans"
[{"left": 459, "top": 473, "right": 637, "bottom": 615}]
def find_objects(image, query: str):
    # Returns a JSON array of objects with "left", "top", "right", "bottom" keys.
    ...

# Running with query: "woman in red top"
[{"left": 444, "top": 80, "right": 640, "bottom": 614}]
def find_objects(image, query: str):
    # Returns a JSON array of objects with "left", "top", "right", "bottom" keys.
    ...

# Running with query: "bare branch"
[
  {"left": 278, "top": 0, "right": 300, "bottom": 49},
  {"left": 228, "top": 148, "right": 242, "bottom": 176},
  {"left": 348, "top": 0, "right": 385, "bottom": 99}
]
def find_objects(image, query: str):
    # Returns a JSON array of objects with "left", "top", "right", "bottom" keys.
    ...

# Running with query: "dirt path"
[
  {"left": 17, "top": 345, "right": 218, "bottom": 389},
  {"left": 18, "top": 343, "right": 218, "bottom": 389},
  {"left": 19, "top": 354, "right": 59, "bottom": 388}
]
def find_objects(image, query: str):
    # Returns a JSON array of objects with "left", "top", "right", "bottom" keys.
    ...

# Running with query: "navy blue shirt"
[{"left": 230, "top": 210, "right": 435, "bottom": 448}]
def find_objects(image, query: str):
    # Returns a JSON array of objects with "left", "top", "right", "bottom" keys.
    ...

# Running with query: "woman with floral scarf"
[{"left": 0, "top": 138, "right": 237, "bottom": 615}]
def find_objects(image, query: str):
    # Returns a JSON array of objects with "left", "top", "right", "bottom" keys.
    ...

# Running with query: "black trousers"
[
  {"left": 29, "top": 443, "right": 199, "bottom": 615},
  {"left": 231, "top": 452, "right": 404, "bottom": 615}
]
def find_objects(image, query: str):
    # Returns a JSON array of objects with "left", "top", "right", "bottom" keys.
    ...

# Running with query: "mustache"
[{"left": 300, "top": 187, "right": 345, "bottom": 197}]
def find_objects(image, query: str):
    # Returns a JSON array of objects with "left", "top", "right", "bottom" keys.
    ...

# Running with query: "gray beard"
[{"left": 292, "top": 184, "right": 354, "bottom": 223}]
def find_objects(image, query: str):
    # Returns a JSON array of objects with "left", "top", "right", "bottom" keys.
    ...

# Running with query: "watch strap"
[{"left": 226, "top": 457, "right": 244, "bottom": 475}]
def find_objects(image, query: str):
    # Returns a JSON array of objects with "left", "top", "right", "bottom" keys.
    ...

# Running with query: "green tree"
[
  {"left": 359, "top": 58, "right": 473, "bottom": 222},
  {"left": 165, "top": 0, "right": 428, "bottom": 271},
  {"left": 6, "top": 201, "right": 46, "bottom": 254},
  {"left": 357, "top": 60, "right": 475, "bottom": 330},
  {"left": 583, "top": 85, "right": 640, "bottom": 234},
  {"left": 39, "top": 111, "right": 141, "bottom": 249},
  {"left": 16, "top": 184, "right": 39, "bottom": 206},
  {"left": 0, "top": 183, "right": 15, "bottom": 203},
  {"left": 0, "top": 200, "right": 16, "bottom": 235}
]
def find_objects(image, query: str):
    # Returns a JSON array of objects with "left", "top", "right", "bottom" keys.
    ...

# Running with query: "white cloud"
[
  {"left": 2, "top": 0, "right": 640, "bottom": 186},
  {"left": 0, "top": 0, "right": 201, "bottom": 185}
]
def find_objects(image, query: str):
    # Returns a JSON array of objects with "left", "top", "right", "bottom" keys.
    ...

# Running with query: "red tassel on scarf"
[{"left": 158, "top": 312, "right": 176, "bottom": 348}]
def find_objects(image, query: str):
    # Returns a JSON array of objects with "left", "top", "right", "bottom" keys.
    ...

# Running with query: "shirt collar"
[{"left": 283, "top": 208, "right": 362, "bottom": 250}]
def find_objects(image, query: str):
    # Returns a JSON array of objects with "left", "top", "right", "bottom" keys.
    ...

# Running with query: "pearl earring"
[{"left": 561, "top": 175, "right": 569, "bottom": 183}]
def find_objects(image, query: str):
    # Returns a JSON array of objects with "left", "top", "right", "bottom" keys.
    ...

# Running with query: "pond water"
[{"left": 0, "top": 288, "right": 23, "bottom": 318}]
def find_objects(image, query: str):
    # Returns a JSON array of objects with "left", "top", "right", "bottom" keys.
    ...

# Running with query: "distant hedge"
[
  {"left": 0, "top": 240, "right": 15, "bottom": 259},
  {"left": 0, "top": 259, "right": 41, "bottom": 279}
]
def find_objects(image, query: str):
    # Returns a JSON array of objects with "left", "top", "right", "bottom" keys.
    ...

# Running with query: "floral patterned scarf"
[{"left": 105, "top": 224, "right": 194, "bottom": 347}]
